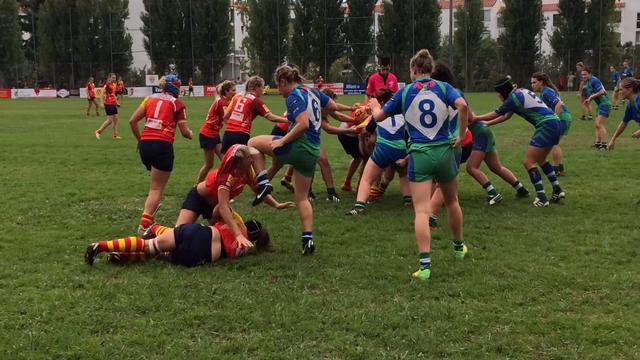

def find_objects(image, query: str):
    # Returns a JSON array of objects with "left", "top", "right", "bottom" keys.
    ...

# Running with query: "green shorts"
[
  {"left": 470, "top": 125, "right": 496, "bottom": 153},
  {"left": 273, "top": 136, "right": 319, "bottom": 178},
  {"left": 407, "top": 142, "right": 459, "bottom": 183},
  {"left": 559, "top": 111, "right": 572, "bottom": 136}
]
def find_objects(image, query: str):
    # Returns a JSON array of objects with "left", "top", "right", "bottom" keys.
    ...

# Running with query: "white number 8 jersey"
[{"left": 404, "top": 89, "right": 450, "bottom": 140}]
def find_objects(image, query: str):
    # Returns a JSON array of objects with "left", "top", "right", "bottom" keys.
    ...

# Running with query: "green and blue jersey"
[
  {"left": 495, "top": 88, "right": 559, "bottom": 128},
  {"left": 376, "top": 114, "right": 406, "bottom": 149},
  {"left": 583, "top": 76, "right": 611, "bottom": 106},
  {"left": 623, "top": 95, "right": 640, "bottom": 124},
  {"left": 540, "top": 87, "right": 570, "bottom": 115},
  {"left": 383, "top": 77, "right": 462, "bottom": 145},
  {"left": 286, "top": 85, "right": 330, "bottom": 146}
]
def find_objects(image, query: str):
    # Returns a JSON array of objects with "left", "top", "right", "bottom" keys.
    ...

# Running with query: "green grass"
[{"left": 0, "top": 93, "right": 639, "bottom": 359}]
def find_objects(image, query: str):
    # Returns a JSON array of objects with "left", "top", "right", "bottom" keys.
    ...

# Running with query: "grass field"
[{"left": 1, "top": 92, "right": 639, "bottom": 359}]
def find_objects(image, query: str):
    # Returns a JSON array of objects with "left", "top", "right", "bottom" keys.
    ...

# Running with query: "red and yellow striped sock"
[
  {"left": 139, "top": 212, "right": 154, "bottom": 229},
  {"left": 150, "top": 224, "right": 172, "bottom": 236},
  {"left": 96, "top": 236, "right": 145, "bottom": 253}
]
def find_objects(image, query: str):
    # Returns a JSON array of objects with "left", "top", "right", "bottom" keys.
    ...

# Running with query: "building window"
[
  {"left": 497, "top": 15, "right": 504, "bottom": 28},
  {"left": 637, "top": 13, "right": 640, "bottom": 28},
  {"left": 636, "top": 31, "right": 640, "bottom": 44},
  {"left": 553, "top": 14, "right": 560, "bottom": 27},
  {"left": 484, "top": 9, "right": 491, "bottom": 23}
]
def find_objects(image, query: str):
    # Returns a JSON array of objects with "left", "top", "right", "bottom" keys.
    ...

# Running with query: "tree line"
[{"left": 0, "top": 0, "right": 628, "bottom": 90}]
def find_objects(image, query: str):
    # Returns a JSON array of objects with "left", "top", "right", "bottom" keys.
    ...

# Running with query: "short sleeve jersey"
[
  {"left": 104, "top": 82, "right": 117, "bottom": 105},
  {"left": 225, "top": 93, "right": 271, "bottom": 133},
  {"left": 383, "top": 77, "right": 462, "bottom": 145},
  {"left": 541, "top": 87, "right": 569, "bottom": 114},
  {"left": 87, "top": 82, "right": 95, "bottom": 98},
  {"left": 286, "top": 85, "right": 331, "bottom": 146},
  {"left": 204, "top": 168, "right": 255, "bottom": 205},
  {"left": 139, "top": 93, "right": 187, "bottom": 143},
  {"left": 200, "top": 97, "right": 229, "bottom": 138},
  {"left": 584, "top": 76, "right": 611, "bottom": 106},
  {"left": 611, "top": 71, "right": 621, "bottom": 84},
  {"left": 495, "top": 88, "right": 559, "bottom": 128},
  {"left": 623, "top": 66, "right": 634, "bottom": 79},
  {"left": 623, "top": 96, "right": 640, "bottom": 124},
  {"left": 366, "top": 72, "right": 400, "bottom": 97}
]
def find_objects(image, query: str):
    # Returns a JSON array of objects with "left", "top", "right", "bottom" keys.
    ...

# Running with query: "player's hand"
[
  {"left": 351, "top": 103, "right": 360, "bottom": 111},
  {"left": 368, "top": 98, "right": 381, "bottom": 112},
  {"left": 234, "top": 234, "right": 254, "bottom": 250},
  {"left": 276, "top": 201, "right": 296, "bottom": 209},
  {"left": 270, "top": 138, "right": 284, "bottom": 150},
  {"left": 451, "top": 136, "right": 462, "bottom": 148},
  {"left": 632, "top": 129, "right": 640, "bottom": 138}
]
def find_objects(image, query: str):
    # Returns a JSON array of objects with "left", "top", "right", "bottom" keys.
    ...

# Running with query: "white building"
[{"left": 436, "top": 0, "right": 640, "bottom": 56}]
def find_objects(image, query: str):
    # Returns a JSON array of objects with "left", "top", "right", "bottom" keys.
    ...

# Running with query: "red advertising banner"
[
  {"left": 0, "top": 89, "right": 11, "bottom": 99},
  {"left": 204, "top": 85, "right": 217, "bottom": 96}
]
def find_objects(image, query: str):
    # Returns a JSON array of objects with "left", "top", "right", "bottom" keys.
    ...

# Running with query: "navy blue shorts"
[
  {"left": 104, "top": 105, "right": 118, "bottom": 116},
  {"left": 271, "top": 125, "right": 287, "bottom": 137},
  {"left": 199, "top": 133, "right": 221, "bottom": 149},
  {"left": 338, "top": 134, "right": 362, "bottom": 159},
  {"left": 455, "top": 143, "right": 473, "bottom": 165},
  {"left": 139, "top": 140, "right": 174, "bottom": 172},
  {"left": 370, "top": 142, "right": 407, "bottom": 168},
  {"left": 181, "top": 187, "right": 214, "bottom": 220},
  {"left": 530, "top": 120, "right": 563, "bottom": 148},
  {"left": 221, "top": 131, "right": 250, "bottom": 154},
  {"left": 170, "top": 224, "right": 213, "bottom": 267}
]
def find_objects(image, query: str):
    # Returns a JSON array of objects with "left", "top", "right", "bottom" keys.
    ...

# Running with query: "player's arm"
[
  {"left": 334, "top": 101, "right": 353, "bottom": 112},
  {"left": 607, "top": 121, "right": 628, "bottom": 150},
  {"left": 452, "top": 98, "right": 469, "bottom": 148},
  {"left": 129, "top": 102, "right": 147, "bottom": 141},
  {"left": 264, "top": 112, "right": 289, "bottom": 123},
  {"left": 217, "top": 187, "right": 253, "bottom": 249},
  {"left": 262, "top": 194, "right": 296, "bottom": 209},
  {"left": 176, "top": 107, "right": 193, "bottom": 139},
  {"left": 321, "top": 117, "right": 357, "bottom": 135},
  {"left": 554, "top": 102, "right": 564, "bottom": 116},
  {"left": 273, "top": 111, "right": 308, "bottom": 148},
  {"left": 586, "top": 87, "right": 605, "bottom": 103}
]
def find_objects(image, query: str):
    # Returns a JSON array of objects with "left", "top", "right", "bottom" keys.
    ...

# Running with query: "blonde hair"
[
  {"left": 410, "top": 49, "right": 434, "bottom": 75},
  {"left": 245, "top": 76, "right": 265, "bottom": 92},
  {"left": 274, "top": 65, "right": 305, "bottom": 84},
  {"left": 216, "top": 80, "right": 236, "bottom": 97}
]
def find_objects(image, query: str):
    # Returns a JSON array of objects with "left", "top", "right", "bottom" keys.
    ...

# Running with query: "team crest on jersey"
[{"left": 405, "top": 90, "right": 449, "bottom": 140}]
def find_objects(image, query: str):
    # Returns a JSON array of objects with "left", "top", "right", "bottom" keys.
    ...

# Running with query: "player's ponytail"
[
  {"left": 619, "top": 77, "right": 640, "bottom": 93},
  {"left": 217, "top": 80, "right": 235, "bottom": 97},
  {"left": 531, "top": 72, "right": 559, "bottom": 93},
  {"left": 432, "top": 62, "right": 455, "bottom": 86},
  {"left": 410, "top": 49, "right": 434, "bottom": 75},
  {"left": 245, "top": 76, "right": 265, "bottom": 92},
  {"left": 245, "top": 220, "right": 271, "bottom": 251},
  {"left": 274, "top": 64, "right": 305, "bottom": 84}
]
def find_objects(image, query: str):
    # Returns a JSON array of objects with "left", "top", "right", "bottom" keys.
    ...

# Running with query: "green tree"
[
  {"left": 290, "top": 0, "right": 343, "bottom": 78},
  {"left": 586, "top": 0, "right": 619, "bottom": 76},
  {"left": 454, "top": 0, "right": 484, "bottom": 90},
  {"left": 17, "top": 0, "right": 44, "bottom": 71},
  {"left": 0, "top": 0, "right": 24, "bottom": 86},
  {"left": 192, "top": 0, "right": 232, "bottom": 83},
  {"left": 550, "top": 0, "right": 587, "bottom": 75},
  {"left": 378, "top": 0, "right": 440, "bottom": 82},
  {"left": 141, "top": 0, "right": 188, "bottom": 76},
  {"left": 243, "top": 0, "right": 289, "bottom": 82},
  {"left": 343, "top": 0, "right": 375, "bottom": 82},
  {"left": 498, "top": 0, "right": 545, "bottom": 87}
]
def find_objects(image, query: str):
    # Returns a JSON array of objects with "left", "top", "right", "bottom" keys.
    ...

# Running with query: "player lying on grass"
[
  {"left": 608, "top": 77, "right": 640, "bottom": 150},
  {"left": 85, "top": 213, "right": 270, "bottom": 267},
  {"left": 474, "top": 76, "right": 566, "bottom": 208},
  {"left": 176, "top": 144, "right": 295, "bottom": 227}
]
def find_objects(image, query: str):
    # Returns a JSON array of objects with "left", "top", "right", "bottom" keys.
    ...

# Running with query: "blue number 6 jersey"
[{"left": 383, "top": 77, "right": 462, "bottom": 145}]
